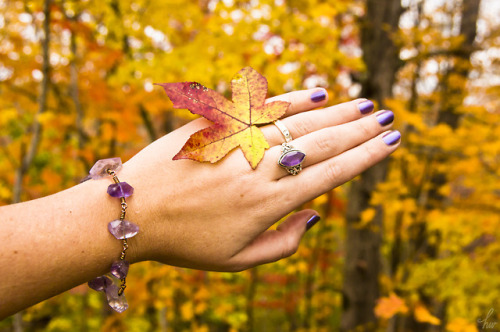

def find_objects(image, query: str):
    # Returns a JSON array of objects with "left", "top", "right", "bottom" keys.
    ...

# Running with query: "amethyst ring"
[
  {"left": 278, "top": 143, "right": 306, "bottom": 175},
  {"left": 274, "top": 120, "right": 306, "bottom": 175}
]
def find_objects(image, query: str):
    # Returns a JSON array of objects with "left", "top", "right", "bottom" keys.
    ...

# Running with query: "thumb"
[{"left": 228, "top": 210, "right": 320, "bottom": 271}]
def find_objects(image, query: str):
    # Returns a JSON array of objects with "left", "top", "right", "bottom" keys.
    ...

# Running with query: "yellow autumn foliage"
[{"left": 0, "top": 0, "right": 499, "bottom": 331}]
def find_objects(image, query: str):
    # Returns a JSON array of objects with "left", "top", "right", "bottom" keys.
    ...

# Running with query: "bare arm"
[{"left": 0, "top": 176, "right": 146, "bottom": 318}]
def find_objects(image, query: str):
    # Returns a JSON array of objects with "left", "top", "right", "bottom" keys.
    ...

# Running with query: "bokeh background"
[{"left": 1, "top": 0, "right": 499, "bottom": 331}]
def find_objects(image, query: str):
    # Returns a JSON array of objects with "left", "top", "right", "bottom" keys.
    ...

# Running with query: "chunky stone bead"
[
  {"left": 111, "top": 260, "right": 130, "bottom": 279},
  {"left": 107, "top": 182, "right": 134, "bottom": 198},
  {"left": 105, "top": 283, "right": 129, "bottom": 313},
  {"left": 88, "top": 275, "right": 112, "bottom": 292},
  {"left": 108, "top": 219, "right": 139, "bottom": 240},
  {"left": 89, "top": 158, "right": 122, "bottom": 179}
]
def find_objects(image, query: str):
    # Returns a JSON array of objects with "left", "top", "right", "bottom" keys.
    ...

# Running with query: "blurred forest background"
[{"left": 0, "top": 0, "right": 499, "bottom": 331}]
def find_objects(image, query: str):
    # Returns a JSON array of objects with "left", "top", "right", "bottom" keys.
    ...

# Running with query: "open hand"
[{"left": 122, "top": 88, "right": 400, "bottom": 271}]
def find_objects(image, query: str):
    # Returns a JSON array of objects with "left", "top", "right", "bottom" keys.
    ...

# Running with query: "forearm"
[{"left": 0, "top": 176, "right": 144, "bottom": 319}]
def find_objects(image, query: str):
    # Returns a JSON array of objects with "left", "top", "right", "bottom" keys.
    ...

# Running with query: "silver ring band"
[
  {"left": 273, "top": 121, "right": 305, "bottom": 175},
  {"left": 274, "top": 120, "right": 292, "bottom": 143}
]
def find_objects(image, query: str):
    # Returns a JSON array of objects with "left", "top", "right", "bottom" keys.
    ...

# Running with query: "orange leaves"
[
  {"left": 414, "top": 303, "right": 441, "bottom": 325},
  {"left": 375, "top": 295, "right": 442, "bottom": 327},
  {"left": 374, "top": 293, "right": 408, "bottom": 319},
  {"left": 156, "top": 67, "right": 290, "bottom": 169}
]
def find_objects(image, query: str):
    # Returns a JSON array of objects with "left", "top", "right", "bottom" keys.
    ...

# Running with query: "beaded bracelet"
[{"left": 85, "top": 158, "right": 139, "bottom": 313}]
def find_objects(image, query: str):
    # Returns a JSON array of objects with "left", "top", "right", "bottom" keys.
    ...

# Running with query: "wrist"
[
  {"left": 116, "top": 162, "right": 154, "bottom": 264},
  {"left": 84, "top": 157, "right": 146, "bottom": 312}
]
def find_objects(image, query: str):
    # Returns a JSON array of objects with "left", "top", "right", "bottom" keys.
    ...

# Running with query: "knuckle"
[
  {"left": 288, "top": 115, "right": 315, "bottom": 138},
  {"left": 280, "top": 234, "right": 300, "bottom": 259},
  {"left": 324, "top": 162, "right": 343, "bottom": 184},
  {"left": 355, "top": 119, "right": 374, "bottom": 138},
  {"left": 313, "top": 132, "right": 336, "bottom": 154},
  {"left": 361, "top": 141, "right": 379, "bottom": 165},
  {"left": 285, "top": 92, "right": 299, "bottom": 114}
]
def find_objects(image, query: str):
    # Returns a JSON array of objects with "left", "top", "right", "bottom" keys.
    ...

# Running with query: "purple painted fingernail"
[
  {"left": 376, "top": 110, "right": 394, "bottom": 126},
  {"left": 358, "top": 100, "right": 374, "bottom": 114},
  {"left": 310, "top": 90, "right": 326, "bottom": 102},
  {"left": 382, "top": 130, "right": 401, "bottom": 145},
  {"left": 306, "top": 215, "right": 321, "bottom": 231}
]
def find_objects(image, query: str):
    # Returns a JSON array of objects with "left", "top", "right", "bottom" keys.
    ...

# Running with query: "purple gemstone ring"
[{"left": 278, "top": 143, "right": 306, "bottom": 175}]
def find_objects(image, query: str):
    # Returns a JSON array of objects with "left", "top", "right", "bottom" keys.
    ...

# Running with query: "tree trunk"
[
  {"left": 436, "top": 0, "right": 480, "bottom": 130},
  {"left": 411, "top": 1, "right": 481, "bottom": 330},
  {"left": 340, "top": 0, "right": 403, "bottom": 330},
  {"left": 245, "top": 267, "right": 258, "bottom": 332}
]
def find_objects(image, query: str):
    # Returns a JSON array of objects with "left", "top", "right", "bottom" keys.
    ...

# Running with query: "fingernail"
[
  {"left": 382, "top": 130, "right": 401, "bottom": 145},
  {"left": 310, "top": 90, "right": 326, "bottom": 102},
  {"left": 306, "top": 215, "right": 321, "bottom": 231},
  {"left": 358, "top": 100, "right": 374, "bottom": 114},
  {"left": 376, "top": 110, "right": 394, "bottom": 126}
]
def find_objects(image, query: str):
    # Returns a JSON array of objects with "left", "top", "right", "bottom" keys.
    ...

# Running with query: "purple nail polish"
[
  {"left": 382, "top": 130, "right": 401, "bottom": 145},
  {"left": 376, "top": 110, "right": 394, "bottom": 126},
  {"left": 306, "top": 215, "right": 321, "bottom": 231},
  {"left": 310, "top": 90, "right": 326, "bottom": 102},
  {"left": 358, "top": 100, "right": 374, "bottom": 114}
]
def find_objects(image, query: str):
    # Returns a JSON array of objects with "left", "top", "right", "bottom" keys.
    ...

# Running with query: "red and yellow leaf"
[{"left": 156, "top": 67, "right": 290, "bottom": 169}]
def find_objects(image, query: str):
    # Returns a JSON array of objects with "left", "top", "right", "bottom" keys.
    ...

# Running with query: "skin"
[{"left": 0, "top": 88, "right": 400, "bottom": 319}]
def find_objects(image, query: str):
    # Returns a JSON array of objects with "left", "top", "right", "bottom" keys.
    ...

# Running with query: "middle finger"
[{"left": 260, "top": 98, "right": 375, "bottom": 146}]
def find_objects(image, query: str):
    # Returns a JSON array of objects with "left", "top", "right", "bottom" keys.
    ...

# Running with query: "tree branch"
[
  {"left": 12, "top": 0, "right": 52, "bottom": 204},
  {"left": 139, "top": 104, "right": 157, "bottom": 142}
]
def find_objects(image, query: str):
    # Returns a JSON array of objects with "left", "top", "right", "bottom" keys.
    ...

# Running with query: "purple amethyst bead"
[
  {"left": 111, "top": 260, "right": 130, "bottom": 279},
  {"left": 89, "top": 158, "right": 122, "bottom": 179},
  {"left": 88, "top": 275, "right": 112, "bottom": 292},
  {"left": 279, "top": 150, "right": 306, "bottom": 167},
  {"left": 107, "top": 182, "right": 134, "bottom": 198},
  {"left": 105, "top": 283, "right": 129, "bottom": 313},
  {"left": 108, "top": 219, "right": 139, "bottom": 240}
]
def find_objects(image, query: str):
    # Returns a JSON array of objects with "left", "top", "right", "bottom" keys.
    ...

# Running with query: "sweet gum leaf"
[{"left": 155, "top": 67, "right": 290, "bottom": 169}]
